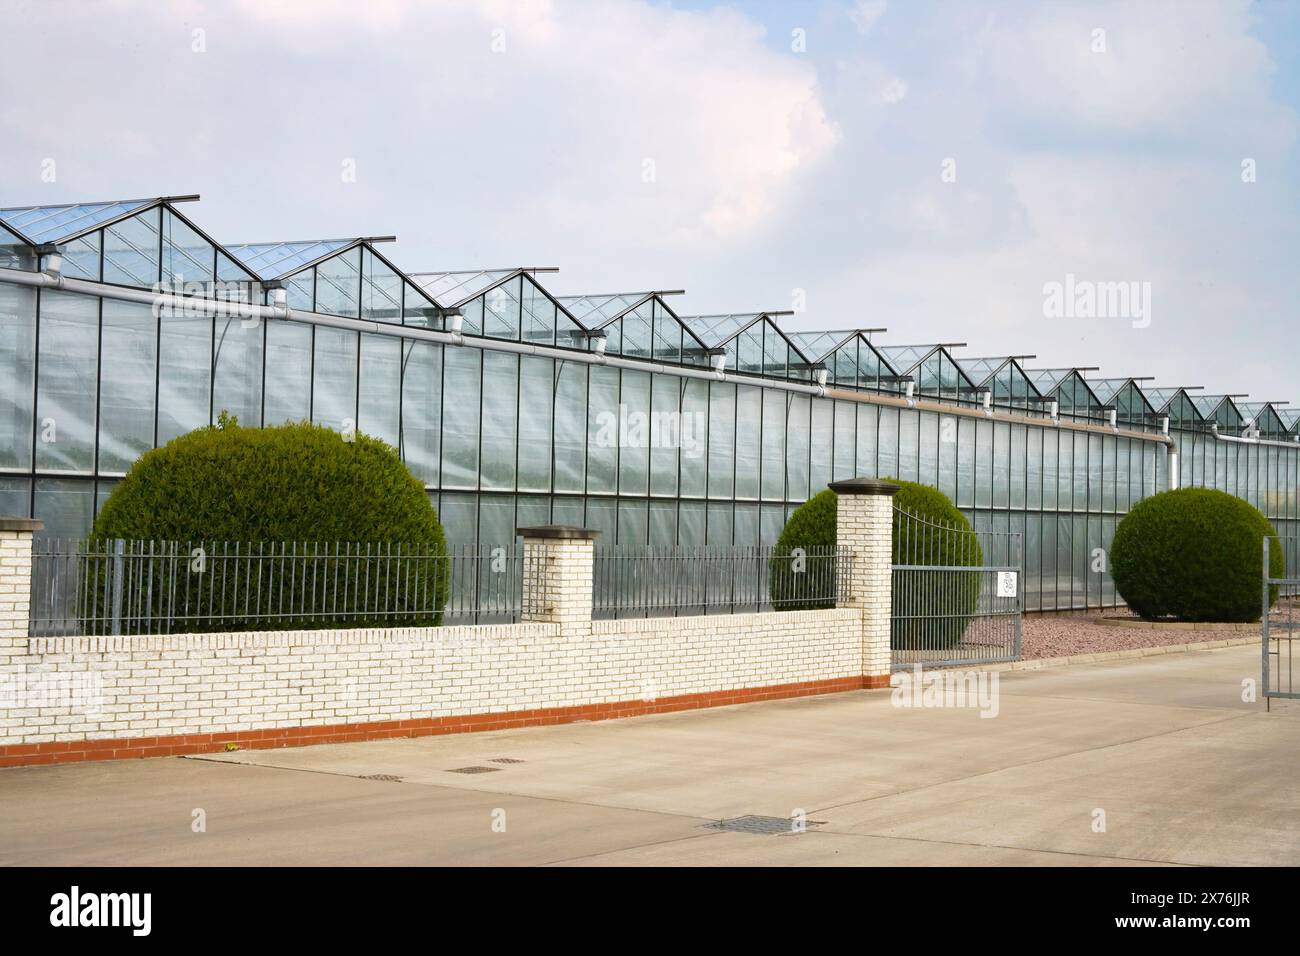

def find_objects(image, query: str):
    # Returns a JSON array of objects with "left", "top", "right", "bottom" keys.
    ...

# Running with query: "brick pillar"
[
  {"left": 829, "top": 479, "right": 898, "bottom": 687},
  {"left": 0, "top": 518, "right": 41, "bottom": 670},
  {"left": 517, "top": 525, "right": 599, "bottom": 630}
]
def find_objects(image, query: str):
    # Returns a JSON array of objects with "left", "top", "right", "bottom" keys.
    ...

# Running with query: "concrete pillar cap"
[
  {"left": 516, "top": 525, "right": 602, "bottom": 540},
  {"left": 0, "top": 517, "right": 43, "bottom": 531},
  {"left": 826, "top": 478, "right": 901, "bottom": 496}
]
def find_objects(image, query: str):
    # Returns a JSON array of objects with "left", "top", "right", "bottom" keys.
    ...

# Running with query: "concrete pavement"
[{"left": 1, "top": 643, "right": 1295, "bottom": 866}]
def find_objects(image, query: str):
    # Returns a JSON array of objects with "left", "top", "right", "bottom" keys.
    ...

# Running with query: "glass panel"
[
  {"left": 761, "top": 389, "right": 786, "bottom": 500},
  {"left": 284, "top": 269, "right": 314, "bottom": 311},
  {"left": 785, "top": 393, "right": 810, "bottom": 501},
  {"left": 212, "top": 315, "right": 263, "bottom": 428},
  {"left": 649, "top": 373, "right": 680, "bottom": 497},
  {"left": 440, "top": 348, "right": 481, "bottom": 489},
  {"left": 357, "top": 333, "right": 401, "bottom": 447},
  {"left": 553, "top": 361, "right": 587, "bottom": 493},
  {"left": 707, "top": 382, "right": 735, "bottom": 498},
  {"left": 833, "top": 400, "right": 856, "bottom": 481},
  {"left": 102, "top": 207, "right": 161, "bottom": 287},
  {"left": 617, "top": 370, "right": 651, "bottom": 496},
  {"left": 0, "top": 476, "right": 31, "bottom": 517},
  {"left": 809, "top": 399, "right": 833, "bottom": 491},
  {"left": 263, "top": 320, "right": 312, "bottom": 425},
  {"left": 736, "top": 325, "right": 763, "bottom": 374},
  {"left": 437, "top": 492, "right": 478, "bottom": 547},
  {"left": 679, "top": 379, "right": 709, "bottom": 498},
  {"left": 98, "top": 300, "right": 157, "bottom": 472},
  {"left": 898, "top": 408, "right": 920, "bottom": 482},
  {"left": 399, "top": 341, "right": 441, "bottom": 486},
  {"left": 620, "top": 304, "right": 653, "bottom": 359},
  {"left": 483, "top": 276, "right": 522, "bottom": 339},
  {"left": 585, "top": 365, "right": 619, "bottom": 493},
  {"left": 649, "top": 499, "right": 677, "bottom": 545},
  {"left": 162, "top": 209, "right": 215, "bottom": 287},
  {"left": 521, "top": 279, "right": 557, "bottom": 345},
  {"left": 651, "top": 303, "right": 681, "bottom": 363},
  {"left": 0, "top": 283, "right": 37, "bottom": 469},
  {"left": 157, "top": 310, "right": 212, "bottom": 444},
  {"left": 34, "top": 477, "right": 94, "bottom": 540},
  {"left": 61, "top": 233, "right": 100, "bottom": 281},
  {"left": 734, "top": 385, "right": 761, "bottom": 499},
  {"left": 35, "top": 290, "right": 98, "bottom": 472},
  {"left": 518, "top": 355, "right": 553, "bottom": 492},
  {"left": 617, "top": 499, "right": 648, "bottom": 545},
  {"left": 0, "top": 224, "right": 36, "bottom": 271},
  {"left": 706, "top": 501, "right": 733, "bottom": 544},
  {"left": 361, "top": 248, "right": 403, "bottom": 324},
  {"left": 311, "top": 326, "right": 358, "bottom": 432},
  {"left": 856, "top": 402, "right": 879, "bottom": 478},
  {"left": 678, "top": 500, "right": 705, "bottom": 545},
  {"left": 314, "top": 248, "right": 362, "bottom": 318},
  {"left": 403, "top": 282, "right": 442, "bottom": 328}
]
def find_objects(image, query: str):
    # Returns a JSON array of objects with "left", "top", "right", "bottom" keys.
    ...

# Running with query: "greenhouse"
[{"left": 1, "top": 194, "right": 1297, "bottom": 612}]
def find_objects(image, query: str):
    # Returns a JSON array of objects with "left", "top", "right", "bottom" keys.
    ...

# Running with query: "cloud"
[{"left": 849, "top": 0, "right": 888, "bottom": 35}]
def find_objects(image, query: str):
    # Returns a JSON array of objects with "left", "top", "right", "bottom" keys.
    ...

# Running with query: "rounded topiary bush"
[
  {"left": 769, "top": 489, "right": 838, "bottom": 611},
  {"left": 1110, "top": 488, "right": 1282, "bottom": 623},
  {"left": 769, "top": 480, "right": 983, "bottom": 650},
  {"left": 90, "top": 416, "right": 449, "bottom": 630}
]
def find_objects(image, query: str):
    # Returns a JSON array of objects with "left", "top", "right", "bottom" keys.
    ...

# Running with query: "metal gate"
[
  {"left": 891, "top": 505, "right": 1023, "bottom": 669},
  {"left": 1262, "top": 536, "right": 1300, "bottom": 708}
]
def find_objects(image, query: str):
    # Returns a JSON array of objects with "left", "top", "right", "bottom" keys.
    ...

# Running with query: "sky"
[{"left": 1, "top": 0, "right": 1297, "bottom": 402}]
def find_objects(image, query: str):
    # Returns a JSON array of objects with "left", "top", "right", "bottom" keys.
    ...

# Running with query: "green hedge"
[
  {"left": 89, "top": 417, "right": 449, "bottom": 630},
  {"left": 768, "top": 480, "right": 983, "bottom": 649},
  {"left": 1110, "top": 488, "right": 1282, "bottom": 623}
]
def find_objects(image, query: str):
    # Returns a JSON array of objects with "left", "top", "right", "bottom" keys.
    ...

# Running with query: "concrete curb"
[
  {"left": 974, "top": 636, "right": 1258, "bottom": 674},
  {"left": 1092, "top": 617, "right": 1258, "bottom": 633}
]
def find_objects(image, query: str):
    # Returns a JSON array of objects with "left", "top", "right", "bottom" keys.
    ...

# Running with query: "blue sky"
[{"left": 1, "top": 0, "right": 1296, "bottom": 402}]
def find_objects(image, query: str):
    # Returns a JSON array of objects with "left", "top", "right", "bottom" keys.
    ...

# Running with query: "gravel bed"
[{"left": 1020, "top": 608, "right": 1259, "bottom": 660}]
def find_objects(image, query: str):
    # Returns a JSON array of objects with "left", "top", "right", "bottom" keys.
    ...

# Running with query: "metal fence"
[
  {"left": 29, "top": 539, "right": 523, "bottom": 636},
  {"left": 592, "top": 545, "right": 851, "bottom": 620},
  {"left": 1262, "top": 536, "right": 1300, "bottom": 706},
  {"left": 891, "top": 505, "right": 1023, "bottom": 668}
]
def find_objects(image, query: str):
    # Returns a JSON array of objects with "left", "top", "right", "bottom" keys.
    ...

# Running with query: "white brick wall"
[
  {"left": 0, "top": 507, "right": 893, "bottom": 752},
  {"left": 1, "top": 610, "right": 862, "bottom": 747}
]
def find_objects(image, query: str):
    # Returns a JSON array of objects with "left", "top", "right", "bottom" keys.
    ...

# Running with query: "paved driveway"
[{"left": 1, "top": 644, "right": 1295, "bottom": 866}]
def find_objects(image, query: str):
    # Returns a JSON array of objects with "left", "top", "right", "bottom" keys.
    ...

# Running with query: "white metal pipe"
[{"left": 1209, "top": 423, "right": 1299, "bottom": 450}]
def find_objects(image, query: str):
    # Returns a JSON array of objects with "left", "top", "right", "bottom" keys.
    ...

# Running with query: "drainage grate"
[
  {"left": 701, "top": 815, "right": 823, "bottom": 835},
  {"left": 488, "top": 758, "right": 525, "bottom": 764},
  {"left": 358, "top": 773, "right": 403, "bottom": 783},
  {"left": 445, "top": 766, "right": 503, "bottom": 774}
]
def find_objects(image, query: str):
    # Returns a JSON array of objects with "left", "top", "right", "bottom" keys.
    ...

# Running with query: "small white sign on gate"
[{"left": 996, "top": 571, "right": 1018, "bottom": 598}]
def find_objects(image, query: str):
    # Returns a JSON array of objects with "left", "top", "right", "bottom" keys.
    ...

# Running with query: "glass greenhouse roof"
[
  {"left": 679, "top": 313, "right": 767, "bottom": 347},
  {"left": 785, "top": 330, "right": 860, "bottom": 362},
  {"left": 224, "top": 239, "right": 358, "bottom": 281},
  {"left": 877, "top": 345, "right": 942, "bottom": 371},
  {"left": 1192, "top": 394, "right": 1238, "bottom": 418},
  {"left": 411, "top": 269, "right": 522, "bottom": 308},
  {"left": 1086, "top": 377, "right": 1134, "bottom": 405},
  {"left": 555, "top": 293, "right": 652, "bottom": 328},
  {"left": 0, "top": 222, "right": 26, "bottom": 246},
  {"left": 956, "top": 356, "right": 1020, "bottom": 385},
  {"left": 0, "top": 197, "right": 157, "bottom": 245},
  {"left": 1280, "top": 408, "right": 1300, "bottom": 431},
  {"left": 1026, "top": 368, "right": 1074, "bottom": 393}
]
